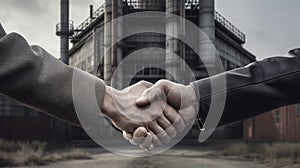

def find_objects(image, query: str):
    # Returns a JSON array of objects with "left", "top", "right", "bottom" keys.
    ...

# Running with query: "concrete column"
[
  {"left": 60, "top": 0, "right": 69, "bottom": 64},
  {"left": 165, "top": 0, "right": 185, "bottom": 82},
  {"left": 111, "top": 0, "right": 123, "bottom": 89},
  {"left": 104, "top": 0, "right": 113, "bottom": 85},
  {"left": 199, "top": 0, "right": 217, "bottom": 74}
]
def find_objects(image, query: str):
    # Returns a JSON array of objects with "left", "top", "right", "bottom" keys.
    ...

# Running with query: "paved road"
[{"left": 41, "top": 147, "right": 268, "bottom": 168}]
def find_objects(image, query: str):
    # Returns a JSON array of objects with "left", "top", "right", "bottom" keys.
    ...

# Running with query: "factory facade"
[{"left": 67, "top": 0, "right": 255, "bottom": 140}]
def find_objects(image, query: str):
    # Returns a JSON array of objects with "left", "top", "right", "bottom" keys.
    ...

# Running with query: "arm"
[
  {"left": 192, "top": 48, "right": 300, "bottom": 127},
  {"left": 0, "top": 24, "right": 105, "bottom": 126},
  {"left": 136, "top": 48, "right": 300, "bottom": 128}
]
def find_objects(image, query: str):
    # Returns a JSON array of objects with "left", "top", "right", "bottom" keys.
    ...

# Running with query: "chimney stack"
[{"left": 60, "top": 0, "right": 70, "bottom": 64}]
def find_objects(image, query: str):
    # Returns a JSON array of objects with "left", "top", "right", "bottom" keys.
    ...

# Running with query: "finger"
[
  {"left": 130, "top": 127, "right": 148, "bottom": 145},
  {"left": 136, "top": 87, "right": 165, "bottom": 106},
  {"left": 163, "top": 105, "right": 186, "bottom": 133},
  {"left": 139, "top": 132, "right": 153, "bottom": 150},
  {"left": 149, "top": 121, "right": 171, "bottom": 144},
  {"left": 149, "top": 131, "right": 162, "bottom": 147},
  {"left": 173, "top": 115, "right": 186, "bottom": 132},
  {"left": 136, "top": 80, "right": 172, "bottom": 107},
  {"left": 123, "top": 131, "right": 133, "bottom": 141},
  {"left": 156, "top": 112, "right": 177, "bottom": 138}
]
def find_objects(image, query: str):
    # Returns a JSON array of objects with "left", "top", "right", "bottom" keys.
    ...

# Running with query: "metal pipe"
[
  {"left": 165, "top": 0, "right": 185, "bottom": 82},
  {"left": 90, "top": 5, "right": 95, "bottom": 19},
  {"left": 111, "top": 0, "right": 123, "bottom": 89},
  {"left": 60, "top": 0, "right": 69, "bottom": 64},
  {"left": 104, "top": 0, "right": 113, "bottom": 85}
]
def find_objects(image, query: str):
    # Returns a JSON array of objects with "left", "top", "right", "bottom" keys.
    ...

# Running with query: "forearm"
[
  {"left": 191, "top": 49, "right": 300, "bottom": 127},
  {"left": 0, "top": 25, "right": 106, "bottom": 126}
]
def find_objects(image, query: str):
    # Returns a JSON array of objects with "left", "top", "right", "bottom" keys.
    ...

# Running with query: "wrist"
[
  {"left": 101, "top": 86, "right": 120, "bottom": 120},
  {"left": 187, "top": 84, "right": 205, "bottom": 131},
  {"left": 186, "top": 85, "right": 198, "bottom": 106}
]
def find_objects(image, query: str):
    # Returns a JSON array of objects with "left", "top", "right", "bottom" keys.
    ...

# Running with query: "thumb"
[{"left": 136, "top": 85, "right": 165, "bottom": 107}]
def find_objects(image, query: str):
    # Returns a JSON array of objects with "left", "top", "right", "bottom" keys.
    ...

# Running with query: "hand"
[
  {"left": 101, "top": 81, "right": 185, "bottom": 146},
  {"left": 124, "top": 80, "right": 198, "bottom": 149}
]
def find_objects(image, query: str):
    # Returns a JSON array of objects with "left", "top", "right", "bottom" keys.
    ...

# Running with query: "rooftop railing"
[
  {"left": 72, "top": 1, "right": 245, "bottom": 43},
  {"left": 72, "top": 4, "right": 105, "bottom": 38},
  {"left": 214, "top": 11, "right": 245, "bottom": 43}
]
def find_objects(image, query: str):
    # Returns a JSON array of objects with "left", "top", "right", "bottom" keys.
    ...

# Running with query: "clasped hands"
[{"left": 101, "top": 80, "right": 198, "bottom": 150}]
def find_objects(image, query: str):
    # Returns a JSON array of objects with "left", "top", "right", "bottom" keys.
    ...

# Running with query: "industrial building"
[
  {"left": 66, "top": 0, "right": 255, "bottom": 140},
  {"left": 244, "top": 105, "right": 300, "bottom": 142},
  {"left": 0, "top": 95, "right": 71, "bottom": 143}
]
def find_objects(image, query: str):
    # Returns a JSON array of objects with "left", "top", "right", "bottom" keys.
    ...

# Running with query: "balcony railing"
[{"left": 56, "top": 21, "right": 74, "bottom": 36}]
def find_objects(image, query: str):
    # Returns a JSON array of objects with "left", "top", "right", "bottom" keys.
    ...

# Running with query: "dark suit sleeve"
[
  {"left": 191, "top": 48, "right": 300, "bottom": 127},
  {"left": 0, "top": 24, "right": 106, "bottom": 126}
]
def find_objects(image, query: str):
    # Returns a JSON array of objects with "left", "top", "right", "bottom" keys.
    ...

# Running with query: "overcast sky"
[{"left": 0, "top": 0, "right": 299, "bottom": 60}]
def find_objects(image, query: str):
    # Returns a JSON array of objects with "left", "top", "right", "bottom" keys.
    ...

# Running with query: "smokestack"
[
  {"left": 60, "top": 0, "right": 69, "bottom": 64},
  {"left": 198, "top": 0, "right": 217, "bottom": 73}
]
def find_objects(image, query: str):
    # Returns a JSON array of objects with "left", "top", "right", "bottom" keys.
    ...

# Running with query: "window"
[
  {"left": 0, "top": 97, "right": 12, "bottom": 117},
  {"left": 29, "top": 111, "right": 39, "bottom": 117},
  {"left": 296, "top": 104, "right": 300, "bottom": 116},
  {"left": 275, "top": 110, "right": 281, "bottom": 123},
  {"left": 0, "top": 95, "right": 39, "bottom": 117}
]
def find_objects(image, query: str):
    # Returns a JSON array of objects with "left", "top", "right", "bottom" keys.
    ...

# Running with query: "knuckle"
[
  {"left": 137, "top": 80, "right": 146, "bottom": 85},
  {"left": 139, "top": 80, "right": 146, "bottom": 85},
  {"left": 157, "top": 79, "right": 168, "bottom": 85}
]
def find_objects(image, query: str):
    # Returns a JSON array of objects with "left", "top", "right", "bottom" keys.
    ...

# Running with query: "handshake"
[{"left": 101, "top": 80, "right": 198, "bottom": 151}]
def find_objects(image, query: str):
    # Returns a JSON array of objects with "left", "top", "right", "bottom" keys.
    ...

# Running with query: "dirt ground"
[{"left": 36, "top": 146, "right": 273, "bottom": 168}]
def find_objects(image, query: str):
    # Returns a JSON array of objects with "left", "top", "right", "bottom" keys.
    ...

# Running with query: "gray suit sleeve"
[
  {"left": 0, "top": 24, "right": 106, "bottom": 126},
  {"left": 191, "top": 48, "right": 300, "bottom": 127}
]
